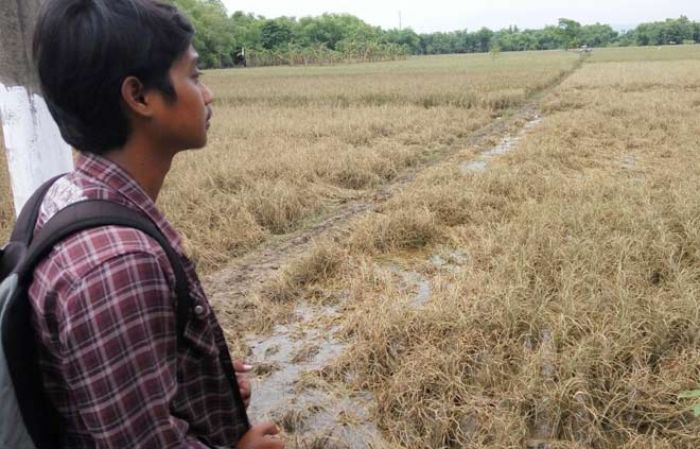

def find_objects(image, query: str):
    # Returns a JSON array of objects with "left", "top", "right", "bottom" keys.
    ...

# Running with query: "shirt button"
[{"left": 194, "top": 305, "right": 205, "bottom": 317}]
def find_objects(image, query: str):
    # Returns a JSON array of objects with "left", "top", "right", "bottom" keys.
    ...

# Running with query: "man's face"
[{"left": 150, "top": 45, "right": 213, "bottom": 151}]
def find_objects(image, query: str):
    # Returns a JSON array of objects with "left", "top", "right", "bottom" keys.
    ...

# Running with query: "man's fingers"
[
  {"left": 256, "top": 421, "right": 280, "bottom": 436},
  {"left": 259, "top": 440, "right": 285, "bottom": 449},
  {"left": 264, "top": 440, "right": 285, "bottom": 449},
  {"left": 233, "top": 359, "right": 253, "bottom": 373},
  {"left": 234, "top": 360, "right": 252, "bottom": 408},
  {"left": 236, "top": 372, "right": 251, "bottom": 408},
  {"left": 237, "top": 375, "right": 251, "bottom": 395},
  {"left": 237, "top": 423, "right": 285, "bottom": 449},
  {"left": 240, "top": 385, "right": 251, "bottom": 401}
]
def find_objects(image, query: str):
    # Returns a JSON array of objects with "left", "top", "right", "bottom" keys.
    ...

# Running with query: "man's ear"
[{"left": 121, "top": 76, "right": 152, "bottom": 118}]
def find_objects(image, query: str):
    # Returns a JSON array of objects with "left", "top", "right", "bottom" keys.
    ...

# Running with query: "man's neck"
[{"left": 103, "top": 136, "right": 174, "bottom": 202}]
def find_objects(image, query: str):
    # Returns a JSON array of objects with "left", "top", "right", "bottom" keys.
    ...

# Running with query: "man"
[{"left": 29, "top": 1, "right": 283, "bottom": 447}]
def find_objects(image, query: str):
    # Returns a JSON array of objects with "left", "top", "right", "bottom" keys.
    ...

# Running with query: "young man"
[{"left": 30, "top": 1, "right": 283, "bottom": 448}]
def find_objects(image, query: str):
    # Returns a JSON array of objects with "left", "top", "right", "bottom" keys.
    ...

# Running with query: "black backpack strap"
[
  {"left": 19, "top": 200, "right": 193, "bottom": 343},
  {"left": 3, "top": 200, "right": 195, "bottom": 449},
  {"left": 10, "top": 174, "right": 65, "bottom": 244}
]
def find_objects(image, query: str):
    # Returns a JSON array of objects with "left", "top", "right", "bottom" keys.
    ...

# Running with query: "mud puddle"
[
  {"left": 386, "top": 249, "right": 469, "bottom": 307},
  {"left": 387, "top": 266, "right": 432, "bottom": 307},
  {"left": 245, "top": 249, "right": 469, "bottom": 447},
  {"left": 245, "top": 303, "right": 389, "bottom": 448},
  {"left": 622, "top": 154, "right": 638, "bottom": 170},
  {"left": 430, "top": 249, "right": 469, "bottom": 273},
  {"left": 462, "top": 115, "right": 543, "bottom": 173}
]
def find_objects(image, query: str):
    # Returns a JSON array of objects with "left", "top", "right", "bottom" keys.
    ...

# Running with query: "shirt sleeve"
[{"left": 58, "top": 250, "right": 214, "bottom": 449}]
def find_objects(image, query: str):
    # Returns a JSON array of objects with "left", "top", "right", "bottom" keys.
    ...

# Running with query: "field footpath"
[
  {"left": 202, "top": 57, "right": 586, "bottom": 447},
  {"left": 203, "top": 55, "right": 586, "bottom": 324}
]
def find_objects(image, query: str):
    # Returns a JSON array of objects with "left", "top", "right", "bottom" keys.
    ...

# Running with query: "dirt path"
[
  {"left": 205, "top": 101, "right": 556, "bottom": 323},
  {"left": 202, "top": 60, "right": 584, "bottom": 448}
]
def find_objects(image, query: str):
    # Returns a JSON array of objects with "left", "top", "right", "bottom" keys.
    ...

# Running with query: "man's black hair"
[{"left": 33, "top": 0, "right": 195, "bottom": 155}]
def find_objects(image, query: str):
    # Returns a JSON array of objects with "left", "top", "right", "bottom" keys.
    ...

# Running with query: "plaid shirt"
[{"left": 28, "top": 153, "right": 248, "bottom": 448}]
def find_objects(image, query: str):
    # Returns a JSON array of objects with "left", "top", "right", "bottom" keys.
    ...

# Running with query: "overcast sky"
[{"left": 221, "top": 0, "right": 699, "bottom": 33}]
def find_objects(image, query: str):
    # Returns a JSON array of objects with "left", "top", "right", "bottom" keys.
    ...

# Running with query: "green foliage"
[
  {"left": 168, "top": 1, "right": 414, "bottom": 67},
  {"left": 621, "top": 16, "right": 698, "bottom": 46},
  {"left": 579, "top": 23, "right": 618, "bottom": 47},
  {"left": 679, "top": 388, "right": 700, "bottom": 417},
  {"left": 166, "top": 1, "right": 700, "bottom": 67},
  {"left": 297, "top": 14, "right": 380, "bottom": 50},
  {"left": 423, "top": 16, "right": 699, "bottom": 54},
  {"left": 419, "top": 20, "right": 617, "bottom": 55},
  {"left": 558, "top": 18, "right": 582, "bottom": 48},
  {"left": 170, "top": 0, "right": 235, "bottom": 68},
  {"left": 260, "top": 18, "right": 294, "bottom": 49}
]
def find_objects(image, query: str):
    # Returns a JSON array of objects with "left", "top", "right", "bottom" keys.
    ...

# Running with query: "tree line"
[{"left": 168, "top": 1, "right": 700, "bottom": 68}]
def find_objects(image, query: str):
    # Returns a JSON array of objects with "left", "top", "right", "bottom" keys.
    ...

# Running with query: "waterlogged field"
[
  {"left": 159, "top": 51, "right": 579, "bottom": 272},
  {"left": 1, "top": 46, "right": 699, "bottom": 448},
  {"left": 242, "top": 46, "right": 700, "bottom": 448}
]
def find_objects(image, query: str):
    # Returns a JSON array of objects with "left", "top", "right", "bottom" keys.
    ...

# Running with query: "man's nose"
[{"left": 202, "top": 83, "right": 214, "bottom": 104}]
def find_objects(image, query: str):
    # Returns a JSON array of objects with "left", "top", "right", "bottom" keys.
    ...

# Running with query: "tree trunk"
[
  {"left": 0, "top": 0, "right": 41, "bottom": 90},
  {"left": 0, "top": 0, "right": 73, "bottom": 216}
]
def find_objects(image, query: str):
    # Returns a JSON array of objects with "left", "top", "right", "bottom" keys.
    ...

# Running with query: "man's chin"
[
  {"left": 193, "top": 133, "right": 209, "bottom": 149},
  {"left": 178, "top": 138, "right": 208, "bottom": 152}
]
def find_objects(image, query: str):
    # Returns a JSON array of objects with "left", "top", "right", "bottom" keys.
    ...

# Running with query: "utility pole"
[
  {"left": 398, "top": 10, "right": 402, "bottom": 30},
  {"left": 0, "top": 0, "right": 73, "bottom": 216}
]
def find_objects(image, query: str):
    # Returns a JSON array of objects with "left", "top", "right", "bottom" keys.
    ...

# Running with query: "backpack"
[{"left": 0, "top": 176, "right": 194, "bottom": 449}]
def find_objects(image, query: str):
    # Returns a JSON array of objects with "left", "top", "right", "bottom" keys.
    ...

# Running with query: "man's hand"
[
  {"left": 233, "top": 359, "right": 252, "bottom": 409},
  {"left": 236, "top": 422, "right": 284, "bottom": 449}
]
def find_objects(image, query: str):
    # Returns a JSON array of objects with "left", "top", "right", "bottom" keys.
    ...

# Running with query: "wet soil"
[
  {"left": 202, "top": 63, "right": 583, "bottom": 448},
  {"left": 461, "top": 115, "right": 543, "bottom": 173}
]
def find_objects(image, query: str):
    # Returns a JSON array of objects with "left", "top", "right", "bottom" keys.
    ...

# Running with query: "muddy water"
[
  {"left": 462, "top": 115, "right": 543, "bottom": 173},
  {"left": 245, "top": 303, "right": 388, "bottom": 448},
  {"left": 245, "top": 250, "right": 469, "bottom": 447},
  {"left": 430, "top": 250, "right": 468, "bottom": 273},
  {"left": 622, "top": 154, "right": 637, "bottom": 169},
  {"left": 387, "top": 266, "right": 432, "bottom": 307}
]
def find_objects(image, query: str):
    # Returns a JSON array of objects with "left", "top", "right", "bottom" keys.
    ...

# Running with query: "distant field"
[
  {"left": 160, "top": 50, "right": 579, "bottom": 271},
  {"left": 588, "top": 43, "right": 700, "bottom": 63}
]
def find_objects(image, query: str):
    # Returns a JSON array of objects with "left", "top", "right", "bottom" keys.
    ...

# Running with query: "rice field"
[
  {"left": 311, "top": 46, "right": 700, "bottom": 448},
  {"left": 160, "top": 50, "right": 579, "bottom": 272},
  {"left": 2, "top": 45, "right": 700, "bottom": 448}
]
